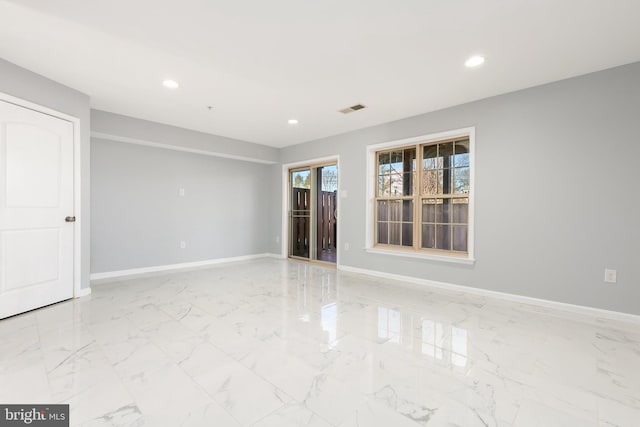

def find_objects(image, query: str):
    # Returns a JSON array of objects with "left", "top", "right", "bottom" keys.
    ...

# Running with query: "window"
[{"left": 368, "top": 130, "right": 474, "bottom": 262}]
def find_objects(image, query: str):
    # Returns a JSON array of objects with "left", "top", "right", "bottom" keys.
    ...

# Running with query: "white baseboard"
[
  {"left": 90, "top": 253, "right": 277, "bottom": 282},
  {"left": 337, "top": 265, "right": 640, "bottom": 324},
  {"left": 75, "top": 287, "right": 92, "bottom": 298}
]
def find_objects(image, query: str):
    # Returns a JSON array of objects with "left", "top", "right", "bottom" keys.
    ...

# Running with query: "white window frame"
[{"left": 365, "top": 127, "right": 475, "bottom": 265}]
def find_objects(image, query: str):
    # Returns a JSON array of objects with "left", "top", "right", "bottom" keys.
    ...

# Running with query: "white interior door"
[{"left": 0, "top": 100, "right": 75, "bottom": 319}]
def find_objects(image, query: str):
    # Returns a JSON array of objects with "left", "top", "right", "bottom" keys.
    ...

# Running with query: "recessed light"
[
  {"left": 162, "top": 79, "right": 179, "bottom": 89},
  {"left": 465, "top": 55, "right": 485, "bottom": 68},
  {"left": 288, "top": 119, "right": 298, "bottom": 125}
]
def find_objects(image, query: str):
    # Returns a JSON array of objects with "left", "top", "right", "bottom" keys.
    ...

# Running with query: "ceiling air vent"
[{"left": 339, "top": 104, "right": 366, "bottom": 114}]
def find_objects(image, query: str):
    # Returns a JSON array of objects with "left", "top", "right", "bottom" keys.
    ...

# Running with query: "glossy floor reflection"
[{"left": 1, "top": 258, "right": 639, "bottom": 426}]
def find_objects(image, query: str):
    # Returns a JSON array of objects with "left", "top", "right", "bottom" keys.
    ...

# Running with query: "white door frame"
[
  {"left": 281, "top": 155, "right": 341, "bottom": 267},
  {"left": 0, "top": 91, "right": 84, "bottom": 298}
]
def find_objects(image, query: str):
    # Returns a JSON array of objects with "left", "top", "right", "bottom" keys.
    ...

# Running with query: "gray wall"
[
  {"left": 265, "top": 164, "right": 284, "bottom": 255},
  {"left": 5, "top": 54, "right": 636, "bottom": 314},
  {"left": 279, "top": 62, "right": 640, "bottom": 315},
  {"left": 92, "top": 110, "right": 279, "bottom": 164},
  {"left": 0, "top": 58, "right": 91, "bottom": 290},
  {"left": 91, "top": 137, "right": 274, "bottom": 273}
]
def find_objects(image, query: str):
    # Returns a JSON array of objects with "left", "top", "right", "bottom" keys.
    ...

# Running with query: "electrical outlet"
[
  {"left": 604, "top": 269, "right": 617, "bottom": 284},
  {"left": 179, "top": 188, "right": 185, "bottom": 197},
  {"left": 344, "top": 242, "right": 350, "bottom": 251},
  {"left": 180, "top": 241, "right": 186, "bottom": 249}
]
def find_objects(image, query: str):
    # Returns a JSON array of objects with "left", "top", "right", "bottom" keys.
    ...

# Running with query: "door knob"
[{"left": 65, "top": 216, "right": 76, "bottom": 222}]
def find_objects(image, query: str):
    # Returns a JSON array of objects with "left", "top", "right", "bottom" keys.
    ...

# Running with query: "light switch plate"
[{"left": 604, "top": 269, "right": 617, "bottom": 283}]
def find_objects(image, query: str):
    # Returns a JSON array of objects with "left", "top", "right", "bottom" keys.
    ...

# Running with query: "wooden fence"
[{"left": 290, "top": 188, "right": 337, "bottom": 259}]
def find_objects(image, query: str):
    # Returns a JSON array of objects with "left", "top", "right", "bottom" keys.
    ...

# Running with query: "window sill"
[{"left": 365, "top": 247, "right": 475, "bottom": 265}]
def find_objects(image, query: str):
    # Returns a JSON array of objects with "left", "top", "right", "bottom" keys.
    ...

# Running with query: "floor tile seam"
[
  {"left": 140, "top": 330, "right": 247, "bottom": 427},
  {"left": 247, "top": 400, "right": 337, "bottom": 427},
  {"left": 176, "top": 363, "right": 268, "bottom": 426},
  {"left": 78, "top": 329, "right": 145, "bottom": 421},
  {"left": 55, "top": 375, "right": 141, "bottom": 425},
  {"left": 30, "top": 312, "right": 55, "bottom": 403},
  {"left": 192, "top": 333, "right": 336, "bottom": 425}
]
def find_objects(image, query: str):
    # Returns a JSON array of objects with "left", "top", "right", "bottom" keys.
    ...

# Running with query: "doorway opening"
[{"left": 289, "top": 163, "right": 338, "bottom": 264}]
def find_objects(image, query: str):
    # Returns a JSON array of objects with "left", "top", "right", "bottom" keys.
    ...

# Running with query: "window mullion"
[{"left": 414, "top": 143, "right": 422, "bottom": 250}]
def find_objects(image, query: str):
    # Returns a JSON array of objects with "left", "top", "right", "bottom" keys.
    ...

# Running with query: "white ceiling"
[{"left": 1, "top": 0, "right": 639, "bottom": 148}]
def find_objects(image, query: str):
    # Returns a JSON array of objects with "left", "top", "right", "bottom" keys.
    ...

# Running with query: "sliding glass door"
[
  {"left": 290, "top": 169, "right": 311, "bottom": 259},
  {"left": 289, "top": 163, "right": 338, "bottom": 263},
  {"left": 315, "top": 165, "right": 337, "bottom": 262}
]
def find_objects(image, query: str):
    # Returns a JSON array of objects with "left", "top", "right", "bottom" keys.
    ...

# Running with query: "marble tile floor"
[{"left": 1, "top": 258, "right": 639, "bottom": 426}]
